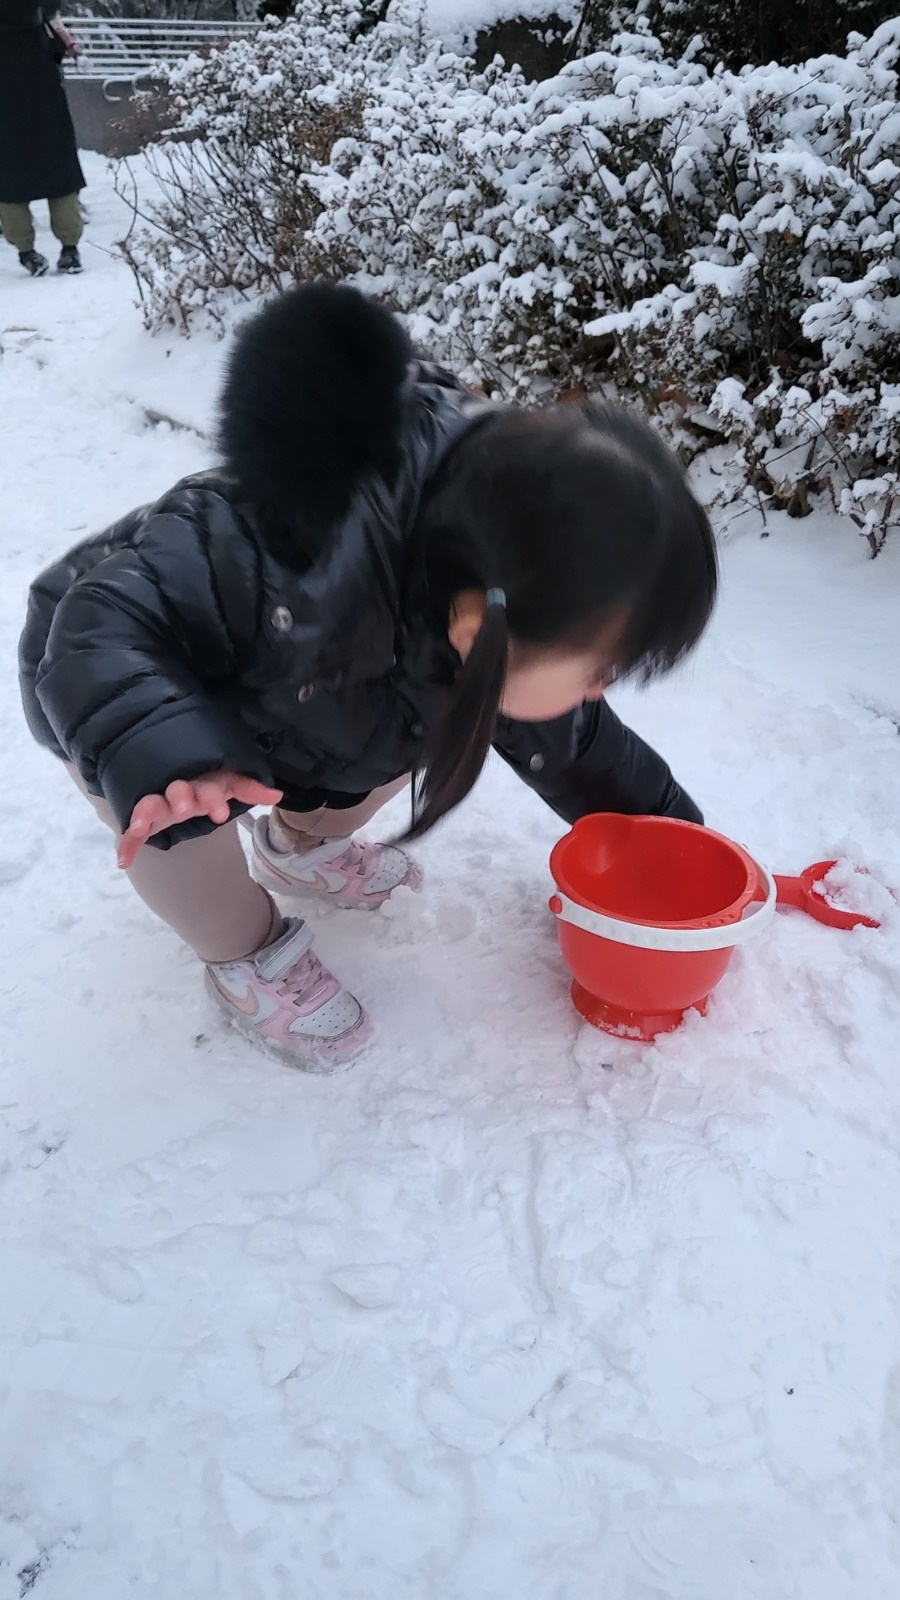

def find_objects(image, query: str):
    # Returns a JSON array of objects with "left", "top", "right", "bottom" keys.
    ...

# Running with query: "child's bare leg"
[
  {"left": 68, "top": 768, "right": 278, "bottom": 963},
  {"left": 269, "top": 775, "right": 410, "bottom": 854}
]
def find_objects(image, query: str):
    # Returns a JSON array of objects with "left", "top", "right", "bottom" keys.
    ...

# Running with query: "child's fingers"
[
  {"left": 164, "top": 778, "right": 201, "bottom": 819},
  {"left": 129, "top": 794, "right": 169, "bottom": 837},
  {"left": 117, "top": 795, "right": 170, "bottom": 868},
  {"left": 117, "top": 833, "right": 144, "bottom": 870},
  {"left": 231, "top": 777, "right": 284, "bottom": 806},
  {"left": 116, "top": 773, "right": 283, "bottom": 868},
  {"left": 193, "top": 777, "right": 234, "bottom": 824}
]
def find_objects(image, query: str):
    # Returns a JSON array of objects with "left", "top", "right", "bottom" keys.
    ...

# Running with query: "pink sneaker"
[
  {"left": 249, "top": 817, "right": 422, "bottom": 910},
  {"left": 204, "top": 917, "right": 370, "bottom": 1070}
]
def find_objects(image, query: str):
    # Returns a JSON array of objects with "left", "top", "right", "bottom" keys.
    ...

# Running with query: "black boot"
[
  {"left": 19, "top": 249, "right": 49, "bottom": 277},
  {"left": 57, "top": 245, "right": 83, "bottom": 274}
]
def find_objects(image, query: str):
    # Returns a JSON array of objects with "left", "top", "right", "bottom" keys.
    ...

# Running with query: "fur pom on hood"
[{"left": 217, "top": 281, "right": 413, "bottom": 566}]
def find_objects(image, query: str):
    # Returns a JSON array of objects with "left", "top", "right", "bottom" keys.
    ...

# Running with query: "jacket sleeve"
[
  {"left": 34, "top": 504, "right": 274, "bottom": 848},
  {"left": 493, "top": 699, "right": 702, "bottom": 827}
]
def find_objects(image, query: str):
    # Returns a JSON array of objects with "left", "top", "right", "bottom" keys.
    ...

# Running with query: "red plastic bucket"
[{"left": 549, "top": 815, "right": 776, "bottom": 1040}]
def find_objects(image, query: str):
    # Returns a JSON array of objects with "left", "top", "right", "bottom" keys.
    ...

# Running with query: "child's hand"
[{"left": 117, "top": 772, "right": 283, "bottom": 868}]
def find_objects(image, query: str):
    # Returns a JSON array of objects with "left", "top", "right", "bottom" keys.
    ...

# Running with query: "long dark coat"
[
  {"left": 19, "top": 283, "right": 701, "bottom": 850},
  {"left": 0, "top": 2, "right": 85, "bottom": 204}
]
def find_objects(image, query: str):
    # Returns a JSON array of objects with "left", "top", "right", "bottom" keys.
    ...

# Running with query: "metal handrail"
[{"left": 60, "top": 16, "right": 259, "bottom": 82}]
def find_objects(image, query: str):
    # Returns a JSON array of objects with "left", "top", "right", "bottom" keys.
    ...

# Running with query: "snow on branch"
[{"left": 116, "top": 2, "right": 900, "bottom": 550}]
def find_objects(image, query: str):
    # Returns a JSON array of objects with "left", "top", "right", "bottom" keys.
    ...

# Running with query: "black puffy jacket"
[{"left": 19, "top": 285, "right": 700, "bottom": 849}]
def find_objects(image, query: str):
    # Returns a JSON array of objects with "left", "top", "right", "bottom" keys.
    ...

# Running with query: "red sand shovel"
[
  {"left": 774, "top": 861, "right": 880, "bottom": 931},
  {"left": 549, "top": 817, "right": 883, "bottom": 1041}
]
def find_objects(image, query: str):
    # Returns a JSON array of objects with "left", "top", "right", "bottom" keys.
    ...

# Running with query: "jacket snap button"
[
  {"left": 296, "top": 682, "right": 316, "bottom": 703},
  {"left": 271, "top": 605, "right": 293, "bottom": 632},
  {"left": 529, "top": 753, "right": 545, "bottom": 772},
  {"left": 410, "top": 721, "right": 424, "bottom": 739}
]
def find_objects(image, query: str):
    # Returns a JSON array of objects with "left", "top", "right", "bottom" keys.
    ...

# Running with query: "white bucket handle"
[{"left": 550, "top": 862, "right": 777, "bottom": 953}]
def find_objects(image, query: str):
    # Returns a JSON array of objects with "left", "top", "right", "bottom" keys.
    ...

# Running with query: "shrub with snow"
[
  {"left": 116, "top": 0, "right": 389, "bottom": 330},
  {"left": 118, "top": 4, "right": 900, "bottom": 550},
  {"left": 644, "top": 0, "right": 899, "bottom": 71}
]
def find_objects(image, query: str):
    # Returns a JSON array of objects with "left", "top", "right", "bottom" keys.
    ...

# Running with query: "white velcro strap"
[
  {"left": 256, "top": 920, "right": 314, "bottom": 981},
  {"left": 285, "top": 835, "right": 354, "bottom": 868},
  {"left": 551, "top": 864, "right": 777, "bottom": 952}
]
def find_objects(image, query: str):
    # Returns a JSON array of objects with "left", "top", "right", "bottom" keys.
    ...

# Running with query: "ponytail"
[{"left": 404, "top": 598, "right": 509, "bottom": 842}]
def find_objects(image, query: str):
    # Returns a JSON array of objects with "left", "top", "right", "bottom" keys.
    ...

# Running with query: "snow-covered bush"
[
  {"left": 116, "top": 0, "right": 396, "bottom": 329},
  {"left": 570, "top": 24, "right": 900, "bottom": 550},
  {"left": 575, "top": 0, "right": 900, "bottom": 71},
  {"left": 118, "top": 6, "right": 900, "bottom": 549},
  {"left": 651, "top": 0, "right": 899, "bottom": 70}
]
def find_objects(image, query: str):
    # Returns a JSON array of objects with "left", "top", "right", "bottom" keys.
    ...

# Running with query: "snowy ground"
[{"left": 2, "top": 156, "right": 900, "bottom": 1600}]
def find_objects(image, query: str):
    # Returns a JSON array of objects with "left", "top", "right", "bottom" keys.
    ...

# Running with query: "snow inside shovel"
[{"left": 774, "top": 861, "right": 881, "bottom": 930}]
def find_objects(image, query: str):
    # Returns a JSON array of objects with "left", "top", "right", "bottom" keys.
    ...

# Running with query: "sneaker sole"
[{"left": 204, "top": 970, "right": 372, "bottom": 1073}]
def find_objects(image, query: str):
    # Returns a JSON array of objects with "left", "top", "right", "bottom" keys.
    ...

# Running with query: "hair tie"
[{"left": 485, "top": 587, "right": 507, "bottom": 609}]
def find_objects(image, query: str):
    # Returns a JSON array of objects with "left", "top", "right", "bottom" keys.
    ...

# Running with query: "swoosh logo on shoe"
[
  {"left": 207, "top": 971, "right": 260, "bottom": 1018},
  {"left": 307, "top": 868, "right": 351, "bottom": 895},
  {"left": 253, "top": 850, "right": 300, "bottom": 887},
  {"left": 254, "top": 846, "right": 348, "bottom": 896}
]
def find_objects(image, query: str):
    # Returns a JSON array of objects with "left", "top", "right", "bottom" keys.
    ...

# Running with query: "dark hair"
[{"left": 406, "top": 403, "right": 717, "bottom": 840}]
